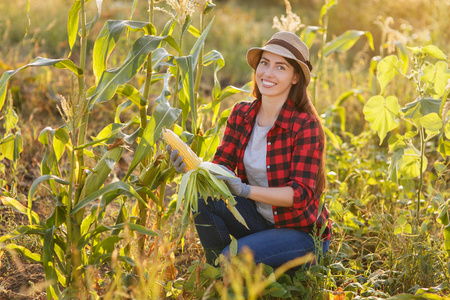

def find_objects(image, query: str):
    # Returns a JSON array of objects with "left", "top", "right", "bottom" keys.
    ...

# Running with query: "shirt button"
[
  {"left": 274, "top": 211, "right": 278, "bottom": 215},
  {"left": 267, "top": 165, "right": 270, "bottom": 169},
  {"left": 268, "top": 142, "right": 271, "bottom": 145}
]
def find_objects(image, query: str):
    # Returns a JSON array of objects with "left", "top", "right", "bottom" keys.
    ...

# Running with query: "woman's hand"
[
  {"left": 167, "top": 145, "right": 186, "bottom": 173},
  {"left": 213, "top": 165, "right": 251, "bottom": 198}
]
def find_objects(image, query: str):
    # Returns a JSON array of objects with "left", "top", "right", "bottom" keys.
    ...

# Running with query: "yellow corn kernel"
[{"left": 163, "top": 128, "right": 202, "bottom": 171}]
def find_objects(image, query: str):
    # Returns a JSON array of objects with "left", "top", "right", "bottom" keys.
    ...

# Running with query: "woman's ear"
[{"left": 292, "top": 73, "right": 300, "bottom": 85}]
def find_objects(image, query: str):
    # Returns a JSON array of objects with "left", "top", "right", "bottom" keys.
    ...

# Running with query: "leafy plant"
[
  {"left": 363, "top": 45, "right": 450, "bottom": 228},
  {"left": 0, "top": 0, "right": 248, "bottom": 297}
]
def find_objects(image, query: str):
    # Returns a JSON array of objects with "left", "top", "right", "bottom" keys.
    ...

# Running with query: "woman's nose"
[{"left": 264, "top": 66, "right": 274, "bottom": 77}]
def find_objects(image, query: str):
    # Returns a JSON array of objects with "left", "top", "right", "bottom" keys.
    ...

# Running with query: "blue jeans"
[{"left": 193, "top": 196, "right": 330, "bottom": 268}]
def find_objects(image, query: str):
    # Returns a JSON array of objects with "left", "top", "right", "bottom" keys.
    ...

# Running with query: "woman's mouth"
[{"left": 262, "top": 79, "right": 276, "bottom": 87}]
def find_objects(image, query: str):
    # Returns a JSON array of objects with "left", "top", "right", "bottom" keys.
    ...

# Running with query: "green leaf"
[
  {"left": 419, "top": 113, "right": 442, "bottom": 138},
  {"left": 323, "top": 30, "right": 374, "bottom": 57},
  {"left": 377, "top": 55, "right": 403, "bottom": 93},
  {"left": 444, "top": 122, "right": 450, "bottom": 140},
  {"left": 404, "top": 223, "right": 412, "bottom": 234},
  {"left": 323, "top": 127, "right": 342, "bottom": 151},
  {"left": 67, "top": 0, "right": 81, "bottom": 52},
  {"left": 363, "top": 95, "right": 400, "bottom": 144},
  {"left": 89, "top": 35, "right": 167, "bottom": 109},
  {"left": 187, "top": 25, "right": 201, "bottom": 38},
  {"left": 88, "top": 0, "right": 103, "bottom": 33},
  {"left": 81, "top": 146, "right": 123, "bottom": 198},
  {"left": 154, "top": 70, "right": 173, "bottom": 105},
  {"left": 437, "top": 204, "right": 449, "bottom": 226},
  {"left": 300, "top": 26, "right": 320, "bottom": 49},
  {"left": 0, "top": 58, "right": 82, "bottom": 112},
  {"left": 202, "top": 264, "right": 221, "bottom": 278},
  {"left": 116, "top": 84, "right": 147, "bottom": 108},
  {"left": 395, "top": 41, "right": 409, "bottom": 73},
  {"left": 28, "top": 175, "right": 70, "bottom": 224},
  {"left": 444, "top": 225, "right": 450, "bottom": 254},
  {"left": 267, "top": 282, "right": 289, "bottom": 298},
  {"left": 388, "top": 146, "right": 404, "bottom": 183},
  {"left": 176, "top": 55, "right": 196, "bottom": 129},
  {"left": 434, "top": 161, "right": 446, "bottom": 173},
  {"left": 53, "top": 128, "right": 69, "bottom": 162},
  {"left": 124, "top": 102, "right": 181, "bottom": 179},
  {"left": 92, "top": 20, "right": 157, "bottom": 81},
  {"left": 319, "top": 0, "right": 337, "bottom": 26},
  {"left": 203, "top": 50, "right": 225, "bottom": 100},
  {"left": 229, "top": 236, "right": 238, "bottom": 257},
  {"left": 129, "top": 0, "right": 139, "bottom": 19},
  {"left": 5, "top": 108, "right": 18, "bottom": 132},
  {"left": 203, "top": 2, "right": 216, "bottom": 15},
  {"left": 0, "top": 244, "right": 41, "bottom": 263},
  {"left": 399, "top": 147, "right": 427, "bottom": 179},
  {"left": 397, "top": 215, "right": 408, "bottom": 226},
  {"left": 422, "top": 45, "right": 447, "bottom": 60},
  {"left": 0, "top": 196, "right": 40, "bottom": 224},
  {"left": 127, "top": 223, "right": 159, "bottom": 236},
  {"left": 199, "top": 83, "right": 250, "bottom": 125},
  {"left": 401, "top": 97, "right": 442, "bottom": 123},
  {"left": 439, "top": 137, "right": 450, "bottom": 158},
  {"left": 0, "top": 225, "right": 46, "bottom": 243},
  {"left": 71, "top": 181, "right": 146, "bottom": 216},
  {"left": 190, "top": 18, "right": 214, "bottom": 70},
  {"left": 43, "top": 226, "right": 60, "bottom": 296},
  {"left": 181, "top": 15, "right": 193, "bottom": 37},
  {"left": 92, "top": 236, "right": 123, "bottom": 257},
  {"left": 0, "top": 133, "right": 22, "bottom": 162},
  {"left": 434, "top": 61, "right": 450, "bottom": 97},
  {"left": 334, "top": 89, "right": 366, "bottom": 106},
  {"left": 151, "top": 47, "right": 174, "bottom": 71}
]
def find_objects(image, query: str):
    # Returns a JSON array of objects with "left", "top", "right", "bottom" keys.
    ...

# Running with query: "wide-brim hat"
[{"left": 246, "top": 31, "right": 312, "bottom": 86}]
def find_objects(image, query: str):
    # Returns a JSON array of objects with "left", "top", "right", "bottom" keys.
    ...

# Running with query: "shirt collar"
[{"left": 244, "top": 98, "right": 295, "bottom": 130}]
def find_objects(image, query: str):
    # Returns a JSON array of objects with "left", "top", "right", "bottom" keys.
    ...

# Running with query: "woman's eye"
[
  {"left": 260, "top": 60, "right": 268, "bottom": 66},
  {"left": 277, "top": 65, "right": 286, "bottom": 71}
]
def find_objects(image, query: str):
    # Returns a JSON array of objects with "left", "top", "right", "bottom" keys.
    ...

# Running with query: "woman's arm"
[{"left": 249, "top": 186, "right": 294, "bottom": 207}]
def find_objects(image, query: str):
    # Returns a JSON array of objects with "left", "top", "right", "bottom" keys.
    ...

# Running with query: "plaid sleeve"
[
  {"left": 212, "top": 104, "right": 240, "bottom": 171},
  {"left": 285, "top": 117, "right": 323, "bottom": 211}
]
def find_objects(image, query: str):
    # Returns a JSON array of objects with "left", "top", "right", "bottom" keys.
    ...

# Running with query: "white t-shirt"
[{"left": 243, "top": 119, "right": 275, "bottom": 224}]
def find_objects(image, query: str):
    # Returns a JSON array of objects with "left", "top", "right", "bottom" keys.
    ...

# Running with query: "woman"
[{"left": 170, "top": 31, "right": 331, "bottom": 267}]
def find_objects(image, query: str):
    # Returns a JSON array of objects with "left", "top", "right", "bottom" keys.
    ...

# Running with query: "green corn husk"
[{"left": 176, "top": 162, "right": 248, "bottom": 237}]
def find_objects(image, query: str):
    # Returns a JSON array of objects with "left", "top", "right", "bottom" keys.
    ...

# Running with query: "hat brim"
[{"left": 246, "top": 45, "right": 311, "bottom": 86}]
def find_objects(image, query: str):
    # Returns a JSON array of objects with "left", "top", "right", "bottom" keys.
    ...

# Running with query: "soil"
[
  {"left": 0, "top": 264, "right": 46, "bottom": 300},
  {"left": 0, "top": 205, "right": 46, "bottom": 300}
]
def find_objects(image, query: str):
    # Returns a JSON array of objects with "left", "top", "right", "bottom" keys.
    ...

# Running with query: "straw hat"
[{"left": 246, "top": 31, "right": 312, "bottom": 86}]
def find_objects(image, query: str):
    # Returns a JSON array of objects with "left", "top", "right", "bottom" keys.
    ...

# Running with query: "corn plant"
[
  {"left": 0, "top": 0, "right": 255, "bottom": 297},
  {"left": 0, "top": 95, "right": 22, "bottom": 195},
  {"left": 292, "top": 0, "right": 374, "bottom": 106},
  {"left": 363, "top": 44, "right": 450, "bottom": 235}
]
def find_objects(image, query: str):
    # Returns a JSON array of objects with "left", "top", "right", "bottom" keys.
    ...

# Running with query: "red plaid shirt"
[{"left": 213, "top": 98, "right": 331, "bottom": 240}]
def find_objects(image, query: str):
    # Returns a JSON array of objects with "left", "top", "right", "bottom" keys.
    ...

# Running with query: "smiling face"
[{"left": 255, "top": 51, "right": 299, "bottom": 102}]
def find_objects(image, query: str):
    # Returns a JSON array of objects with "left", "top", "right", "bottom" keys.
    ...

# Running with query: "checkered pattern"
[{"left": 213, "top": 98, "right": 331, "bottom": 240}]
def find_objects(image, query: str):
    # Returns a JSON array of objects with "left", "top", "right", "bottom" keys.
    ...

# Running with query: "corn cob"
[{"left": 162, "top": 127, "right": 202, "bottom": 171}]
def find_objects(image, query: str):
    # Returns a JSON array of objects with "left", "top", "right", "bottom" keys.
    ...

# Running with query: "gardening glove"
[
  {"left": 166, "top": 145, "right": 186, "bottom": 173},
  {"left": 213, "top": 164, "right": 251, "bottom": 198}
]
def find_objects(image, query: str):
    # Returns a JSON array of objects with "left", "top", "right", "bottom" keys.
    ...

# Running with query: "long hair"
[{"left": 251, "top": 55, "right": 327, "bottom": 196}]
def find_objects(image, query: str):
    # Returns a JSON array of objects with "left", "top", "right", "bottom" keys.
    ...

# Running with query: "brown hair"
[{"left": 251, "top": 55, "right": 327, "bottom": 196}]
